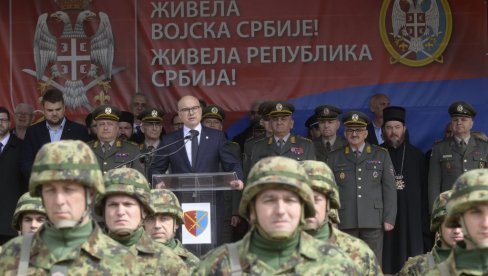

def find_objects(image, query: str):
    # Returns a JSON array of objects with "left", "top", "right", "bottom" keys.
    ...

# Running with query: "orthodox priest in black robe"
[{"left": 380, "top": 106, "right": 428, "bottom": 274}]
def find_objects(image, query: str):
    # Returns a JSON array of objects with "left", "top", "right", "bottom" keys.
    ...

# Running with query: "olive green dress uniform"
[
  {"left": 0, "top": 222, "right": 139, "bottom": 275},
  {"left": 328, "top": 145, "right": 397, "bottom": 227},
  {"left": 427, "top": 102, "right": 488, "bottom": 211},
  {"left": 313, "top": 105, "right": 347, "bottom": 163},
  {"left": 89, "top": 139, "right": 144, "bottom": 174},
  {"left": 137, "top": 108, "right": 165, "bottom": 178},
  {"left": 314, "top": 136, "right": 347, "bottom": 163}
]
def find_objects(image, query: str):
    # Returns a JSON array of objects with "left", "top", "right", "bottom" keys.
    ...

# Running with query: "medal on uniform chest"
[{"left": 395, "top": 143, "right": 406, "bottom": 190}]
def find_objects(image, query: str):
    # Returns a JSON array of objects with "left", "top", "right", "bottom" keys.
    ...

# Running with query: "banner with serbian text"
[{"left": 0, "top": 0, "right": 487, "bottom": 150}]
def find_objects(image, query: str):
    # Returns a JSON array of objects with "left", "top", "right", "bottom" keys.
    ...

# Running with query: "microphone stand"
[{"left": 115, "top": 134, "right": 193, "bottom": 170}]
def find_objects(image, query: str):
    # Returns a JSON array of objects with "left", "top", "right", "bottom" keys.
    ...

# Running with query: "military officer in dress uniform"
[
  {"left": 428, "top": 101, "right": 488, "bottom": 212},
  {"left": 88, "top": 105, "right": 144, "bottom": 175},
  {"left": 138, "top": 108, "right": 164, "bottom": 177},
  {"left": 327, "top": 111, "right": 397, "bottom": 263},
  {"left": 246, "top": 101, "right": 316, "bottom": 175},
  {"left": 313, "top": 105, "right": 347, "bottom": 163}
]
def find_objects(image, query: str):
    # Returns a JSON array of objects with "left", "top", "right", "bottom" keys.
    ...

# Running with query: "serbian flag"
[{"left": 181, "top": 203, "right": 211, "bottom": 244}]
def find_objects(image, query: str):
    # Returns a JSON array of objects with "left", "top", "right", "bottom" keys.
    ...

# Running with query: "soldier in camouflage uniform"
[
  {"left": 88, "top": 105, "right": 144, "bottom": 175},
  {"left": 0, "top": 140, "right": 139, "bottom": 274},
  {"left": 144, "top": 189, "right": 200, "bottom": 270},
  {"left": 195, "top": 156, "right": 360, "bottom": 275},
  {"left": 94, "top": 167, "right": 189, "bottom": 275},
  {"left": 246, "top": 101, "right": 316, "bottom": 178},
  {"left": 399, "top": 190, "right": 464, "bottom": 275},
  {"left": 11, "top": 192, "right": 46, "bottom": 235},
  {"left": 423, "top": 168, "right": 488, "bottom": 275},
  {"left": 301, "top": 160, "right": 382, "bottom": 275},
  {"left": 428, "top": 101, "right": 488, "bottom": 211}
]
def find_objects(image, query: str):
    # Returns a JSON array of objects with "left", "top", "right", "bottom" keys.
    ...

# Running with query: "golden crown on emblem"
[{"left": 54, "top": 0, "right": 92, "bottom": 10}]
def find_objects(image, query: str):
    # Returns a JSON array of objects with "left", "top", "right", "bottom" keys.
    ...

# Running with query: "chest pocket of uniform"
[
  {"left": 440, "top": 156, "right": 454, "bottom": 172},
  {"left": 114, "top": 153, "right": 129, "bottom": 163},
  {"left": 333, "top": 164, "right": 353, "bottom": 185},
  {"left": 473, "top": 156, "right": 487, "bottom": 169},
  {"left": 366, "top": 163, "right": 383, "bottom": 182}
]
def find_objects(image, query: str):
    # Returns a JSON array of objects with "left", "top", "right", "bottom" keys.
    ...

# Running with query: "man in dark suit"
[
  {"left": 21, "top": 89, "right": 90, "bottom": 184},
  {"left": 0, "top": 107, "right": 25, "bottom": 244},
  {"left": 366, "top": 93, "right": 390, "bottom": 145},
  {"left": 149, "top": 95, "right": 244, "bottom": 185},
  {"left": 327, "top": 111, "right": 397, "bottom": 263}
]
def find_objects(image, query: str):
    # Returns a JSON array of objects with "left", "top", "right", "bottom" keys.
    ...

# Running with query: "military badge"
[
  {"left": 457, "top": 105, "right": 463, "bottom": 112},
  {"left": 291, "top": 147, "right": 304, "bottom": 155},
  {"left": 379, "top": 0, "right": 452, "bottom": 67},
  {"left": 184, "top": 210, "right": 209, "bottom": 237},
  {"left": 373, "top": 171, "right": 379, "bottom": 178},
  {"left": 151, "top": 110, "right": 158, "bottom": 117},
  {"left": 105, "top": 107, "right": 112, "bottom": 114},
  {"left": 323, "top": 108, "right": 330, "bottom": 116},
  {"left": 352, "top": 114, "right": 359, "bottom": 121},
  {"left": 211, "top": 107, "right": 218, "bottom": 114},
  {"left": 276, "top": 103, "right": 283, "bottom": 111},
  {"left": 339, "top": 172, "right": 345, "bottom": 180}
]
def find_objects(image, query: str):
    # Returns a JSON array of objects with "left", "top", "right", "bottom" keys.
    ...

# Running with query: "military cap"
[
  {"left": 257, "top": 101, "right": 272, "bottom": 120},
  {"left": 267, "top": 101, "right": 295, "bottom": 117},
  {"left": 314, "top": 105, "right": 342, "bottom": 120},
  {"left": 202, "top": 104, "right": 225, "bottom": 122},
  {"left": 12, "top": 192, "right": 46, "bottom": 231},
  {"left": 383, "top": 106, "right": 406, "bottom": 125},
  {"left": 445, "top": 169, "right": 488, "bottom": 227},
  {"left": 29, "top": 140, "right": 104, "bottom": 196},
  {"left": 448, "top": 101, "right": 476, "bottom": 118},
  {"left": 92, "top": 105, "right": 121, "bottom": 121},
  {"left": 139, "top": 108, "right": 164, "bottom": 123},
  {"left": 342, "top": 111, "right": 370, "bottom": 127},
  {"left": 305, "top": 114, "right": 318, "bottom": 129},
  {"left": 239, "top": 156, "right": 315, "bottom": 220}
]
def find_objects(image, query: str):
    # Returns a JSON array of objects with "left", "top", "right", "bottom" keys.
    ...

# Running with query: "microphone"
[{"left": 115, "top": 130, "right": 197, "bottom": 170}]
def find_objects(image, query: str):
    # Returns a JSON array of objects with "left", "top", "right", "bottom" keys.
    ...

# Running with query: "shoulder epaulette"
[
  {"left": 139, "top": 144, "right": 145, "bottom": 150},
  {"left": 267, "top": 136, "right": 273, "bottom": 145},
  {"left": 295, "top": 135, "right": 312, "bottom": 142},
  {"left": 290, "top": 135, "right": 296, "bottom": 144},
  {"left": 371, "top": 144, "right": 387, "bottom": 152},
  {"left": 115, "top": 140, "right": 122, "bottom": 148}
]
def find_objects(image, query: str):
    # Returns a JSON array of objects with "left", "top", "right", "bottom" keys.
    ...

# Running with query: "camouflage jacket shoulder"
[
  {"left": 422, "top": 247, "right": 487, "bottom": 276},
  {"left": 329, "top": 226, "right": 382, "bottom": 276},
  {"left": 398, "top": 253, "right": 436, "bottom": 276},
  {"left": 0, "top": 222, "right": 138, "bottom": 275},
  {"left": 194, "top": 230, "right": 360, "bottom": 275},
  {"left": 173, "top": 239, "right": 200, "bottom": 270},
  {"left": 130, "top": 231, "right": 190, "bottom": 275}
]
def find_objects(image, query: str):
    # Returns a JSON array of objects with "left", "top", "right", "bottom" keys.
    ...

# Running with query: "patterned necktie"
[
  {"left": 190, "top": 130, "right": 199, "bottom": 167},
  {"left": 325, "top": 141, "right": 332, "bottom": 152},
  {"left": 460, "top": 141, "right": 467, "bottom": 152},
  {"left": 355, "top": 150, "right": 361, "bottom": 158}
]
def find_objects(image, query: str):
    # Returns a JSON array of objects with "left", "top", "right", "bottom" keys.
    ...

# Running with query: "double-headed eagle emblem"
[{"left": 27, "top": 9, "right": 114, "bottom": 110}]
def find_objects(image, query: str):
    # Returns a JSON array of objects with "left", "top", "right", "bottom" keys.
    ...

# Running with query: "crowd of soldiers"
[{"left": 1, "top": 88, "right": 488, "bottom": 274}]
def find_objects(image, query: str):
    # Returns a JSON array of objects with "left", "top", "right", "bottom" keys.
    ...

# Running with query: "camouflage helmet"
[
  {"left": 11, "top": 192, "right": 46, "bottom": 231},
  {"left": 94, "top": 168, "right": 153, "bottom": 216},
  {"left": 445, "top": 169, "right": 488, "bottom": 227},
  {"left": 239, "top": 156, "right": 315, "bottom": 219},
  {"left": 149, "top": 189, "right": 184, "bottom": 224},
  {"left": 430, "top": 190, "right": 452, "bottom": 232},
  {"left": 29, "top": 140, "right": 104, "bottom": 196},
  {"left": 300, "top": 160, "right": 341, "bottom": 209}
]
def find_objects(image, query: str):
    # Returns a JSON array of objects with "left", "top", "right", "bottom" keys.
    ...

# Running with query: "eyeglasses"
[
  {"left": 345, "top": 128, "right": 366, "bottom": 134},
  {"left": 178, "top": 106, "right": 200, "bottom": 114}
]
